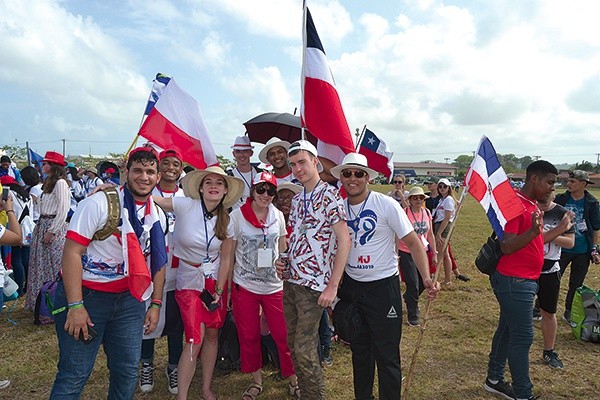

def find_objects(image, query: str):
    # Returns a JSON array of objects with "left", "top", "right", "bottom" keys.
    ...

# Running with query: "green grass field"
[{"left": 1, "top": 185, "right": 599, "bottom": 399}]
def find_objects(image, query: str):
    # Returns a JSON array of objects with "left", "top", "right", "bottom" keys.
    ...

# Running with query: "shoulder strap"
[
  {"left": 18, "top": 205, "right": 30, "bottom": 224},
  {"left": 92, "top": 187, "right": 121, "bottom": 241}
]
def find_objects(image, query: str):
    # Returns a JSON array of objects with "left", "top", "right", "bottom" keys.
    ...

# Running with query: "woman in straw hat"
[
  {"left": 26, "top": 151, "right": 71, "bottom": 311},
  {"left": 398, "top": 186, "right": 437, "bottom": 326},
  {"left": 153, "top": 165, "right": 243, "bottom": 400}
]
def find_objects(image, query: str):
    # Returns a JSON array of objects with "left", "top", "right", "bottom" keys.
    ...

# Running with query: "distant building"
[{"left": 393, "top": 162, "right": 457, "bottom": 179}]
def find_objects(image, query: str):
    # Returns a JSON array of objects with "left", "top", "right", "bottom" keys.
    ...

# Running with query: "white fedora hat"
[
  {"left": 181, "top": 166, "right": 245, "bottom": 209},
  {"left": 258, "top": 137, "right": 291, "bottom": 164},
  {"left": 231, "top": 136, "right": 254, "bottom": 150},
  {"left": 330, "top": 153, "right": 379, "bottom": 181}
]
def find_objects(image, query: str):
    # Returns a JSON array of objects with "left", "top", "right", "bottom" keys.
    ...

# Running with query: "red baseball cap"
[{"left": 159, "top": 149, "right": 183, "bottom": 162}]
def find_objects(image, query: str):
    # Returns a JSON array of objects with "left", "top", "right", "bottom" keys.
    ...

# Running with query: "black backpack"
[{"left": 216, "top": 310, "right": 240, "bottom": 373}]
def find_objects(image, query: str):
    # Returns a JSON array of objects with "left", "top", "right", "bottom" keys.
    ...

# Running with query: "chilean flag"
[
  {"left": 138, "top": 78, "right": 218, "bottom": 169},
  {"left": 465, "top": 136, "right": 525, "bottom": 240},
  {"left": 358, "top": 129, "right": 394, "bottom": 181},
  {"left": 301, "top": 5, "right": 355, "bottom": 164}
]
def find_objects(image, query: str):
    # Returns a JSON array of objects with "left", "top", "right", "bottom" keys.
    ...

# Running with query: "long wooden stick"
[
  {"left": 354, "top": 124, "right": 367, "bottom": 151},
  {"left": 402, "top": 185, "right": 469, "bottom": 400}
]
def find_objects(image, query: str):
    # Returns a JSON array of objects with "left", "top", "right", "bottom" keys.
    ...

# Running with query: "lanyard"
[
  {"left": 156, "top": 184, "right": 178, "bottom": 197},
  {"left": 408, "top": 206, "right": 424, "bottom": 227},
  {"left": 202, "top": 204, "right": 216, "bottom": 261},
  {"left": 236, "top": 167, "right": 253, "bottom": 190},
  {"left": 302, "top": 179, "right": 321, "bottom": 221},
  {"left": 346, "top": 191, "right": 371, "bottom": 247}
]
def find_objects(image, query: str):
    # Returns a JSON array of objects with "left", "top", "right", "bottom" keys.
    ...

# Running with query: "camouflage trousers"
[{"left": 283, "top": 281, "right": 326, "bottom": 400}]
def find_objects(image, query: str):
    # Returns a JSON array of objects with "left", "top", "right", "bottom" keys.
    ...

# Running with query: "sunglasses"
[
  {"left": 255, "top": 184, "right": 277, "bottom": 196},
  {"left": 438, "top": 184, "right": 449, "bottom": 189},
  {"left": 394, "top": 180, "right": 404, "bottom": 184},
  {"left": 342, "top": 170, "right": 366, "bottom": 179},
  {"left": 410, "top": 196, "right": 425, "bottom": 201}
]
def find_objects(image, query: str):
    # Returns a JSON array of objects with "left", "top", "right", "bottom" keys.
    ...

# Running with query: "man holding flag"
[
  {"left": 482, "top": 160, "right": 558, "bottom": 400},
  {"left": 51, "top": 147, "right": 168, "bottom": 399}
]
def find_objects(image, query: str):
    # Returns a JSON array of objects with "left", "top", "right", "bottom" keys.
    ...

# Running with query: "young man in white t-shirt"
[
  {"left": 230, "top": 136, "right": 260, "bottom": 209},
  {"left": 279, "top": 140, "right": 351, "bottom": 400},
  {"left": 140, "top": 149, "right": 185, "bottom": 394},
  {"left": 50, "top": 147, "right": 168, "bottom": 400},
  {"left": 332, "top": 153, "right": 440, "bottom": 400}
]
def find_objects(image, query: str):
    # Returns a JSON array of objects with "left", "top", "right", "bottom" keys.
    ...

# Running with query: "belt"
[{"left": 39, "top": 214, "right": 57, "bottom": 219}]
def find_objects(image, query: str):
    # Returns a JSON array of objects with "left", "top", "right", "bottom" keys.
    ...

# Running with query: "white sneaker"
[
  {"left": 139, "top": 362, "right": 154, "bottom": 393},
  {"left": 165, "top": 366, "right": 178, "bottom": 395},
  {"left": 0, "top": 380, "right": 10, "bottom": 389}
]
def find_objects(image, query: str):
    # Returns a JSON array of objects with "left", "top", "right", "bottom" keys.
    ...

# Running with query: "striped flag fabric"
[
  {"left": 301, "top": 5, "right": 354, "bottom": 164},
  {"left": 138, "top": 78, "right": 218, "bottom": 169},
  {"left": 465, "top": 136, "right": 525, "bottom": 240},
  {"left": 358, "top": 129, "right": 394, "bottom": 181},
  {"left": 143, "top": 73, "right": 171, "bottom": 116},
  {"left": 121, "top": 206, "right": 153, "bottom": 301}
]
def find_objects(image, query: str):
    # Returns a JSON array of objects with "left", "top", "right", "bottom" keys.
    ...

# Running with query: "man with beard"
[
  {"left": 50, "top": 147, "right": 168, "bottom": 399},
  {"left": 484, "top": 160, "right": 558, "bottom": 400}
]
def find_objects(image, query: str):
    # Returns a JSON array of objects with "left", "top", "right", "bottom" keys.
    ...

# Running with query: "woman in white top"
[
  {"left": 225, "top": 172, "right": 298, "bottom": 400},
  {"left": 20, "top": 166, "right": 43, "bottom": 223},
  {"left": 26, "top": 151, "right": 71, "bottom": 310},
  {"left": 432, "top": 178, "right": 469, "bottom": 285},
  {"left": 153, "top": 166, "right": 243, "bottom": 400},
  {"left": 0, "top": 175, "right": 33, "bottom": 297}
]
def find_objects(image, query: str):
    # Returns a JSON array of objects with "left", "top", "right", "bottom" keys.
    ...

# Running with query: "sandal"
[
  {"left": 242, "top": 382, "right": 263, "bottom": 400},
  {"left": 288, "top": 381, "right": 300, "bottom": 398},
  {"left": 456, "top": 274, "right": 470, "bottom": 282}
]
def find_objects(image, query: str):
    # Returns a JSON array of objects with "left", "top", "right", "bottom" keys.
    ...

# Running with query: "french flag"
[
  {"left": 138, "top": 78, "right": 218, "bottom": 169},
  {"left": 358, "top": 129, "right": 394, "bottom": 181},
  {"left": 301, "top": 5, "right": 355, "bottom": 164},
  {"left": 465, "top": 136, "right": 525, "bottom": 240}
]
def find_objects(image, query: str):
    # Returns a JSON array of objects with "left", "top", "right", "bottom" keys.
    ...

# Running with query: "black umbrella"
[{"left": 243, "top": 112, "right": 316, "bottom": 145}]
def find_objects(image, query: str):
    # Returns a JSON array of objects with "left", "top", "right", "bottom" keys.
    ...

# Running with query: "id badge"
[
  {"left": 577, "top": 221, "right": 587, "bottom": 232},
  {"left": 257, "top": 247, "right": 274, "bottom": 269},
  {"left": 202, "top": 261, "right": 215, "bottom": 278}
]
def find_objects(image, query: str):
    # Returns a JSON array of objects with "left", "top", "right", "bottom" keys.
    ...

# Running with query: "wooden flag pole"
[
  {"left": 402, "top": 184, "right": 470, "bottom": 400},
  {"left": 355, "top": 124, "right": 367, "bottom": 151}
]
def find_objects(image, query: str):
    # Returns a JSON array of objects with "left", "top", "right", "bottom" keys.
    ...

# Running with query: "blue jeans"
[
  {"left": 11, "top": 246, "right": 30, "bottom": 296},
  {"left": 487, "top": 270, "right": 538, "bottom": 399},
  {"left": 50, "top": 280, "right": 146, "bottom": 400}
]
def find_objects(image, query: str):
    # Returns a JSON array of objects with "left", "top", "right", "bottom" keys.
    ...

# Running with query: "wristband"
[
  {"left": 150, "top": 299, "right": 162, "bottom": 306},
  {"left": 6, "top": 210, "right": 14, "bottom": 214},
  {"left": 68, "top": 300, "right": 84, "bottom": 309},
  {"left": 215, "top": 287, "right": 223, "bottom": 295},
  {"left": 149, "top": 303, "right": 161, "bottom": 309}
]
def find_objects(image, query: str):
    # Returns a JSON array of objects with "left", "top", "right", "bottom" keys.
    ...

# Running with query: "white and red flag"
[
  {"left": 358, "top": 128, "right": 394, "bottom": 181},
  {"left": 138, "top": 78, "right": 218, "bottom": 169},
  {"left": 465, "top": 136, "right": 525, "bottom": 239},
  {"left": 301, "top": 5, "right": 355, "bottom": 164}
]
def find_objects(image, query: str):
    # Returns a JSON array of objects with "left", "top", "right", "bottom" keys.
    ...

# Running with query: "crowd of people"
[{"left": 1, "top": 141, "right": 599, "bottom": 400}]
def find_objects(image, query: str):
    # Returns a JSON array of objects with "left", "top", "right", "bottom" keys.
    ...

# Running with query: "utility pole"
[
  {"left": 62, "top": 139, "right": 66, "bottom": 156},
  {"left": 444, "top": 157, "right": 450, "bottom": 164}
]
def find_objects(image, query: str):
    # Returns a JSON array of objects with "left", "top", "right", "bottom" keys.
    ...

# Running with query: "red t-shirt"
[{"left": 496, "top": 193, "right": 544, "bottom": 280}]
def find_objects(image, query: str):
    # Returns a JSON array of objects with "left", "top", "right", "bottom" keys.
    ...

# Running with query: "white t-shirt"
[
  {"left": 229, "top": 204, "right": 286, "bottom": 295},
  {"left": 288, "top": 181, "right": 346, "bottom": 292},
  {"left": 231, "top": 166, "right": 259, "bottom": 209},
  {"left": 346, "top": 191, "right": 413, "bottom": 282},
  {"left": 172, "top": 196, "right": 234, "bottom": 279},
  {"left": 433, "top": 196, "right": 456, "bottom": 223},
  {"left": 11, "top": 192, "right": 33, "bottom": 223},
  {"left": 66, "top": 189, "right": 167, "bottom": 293},
  {"left": 29, "top": 184, "right": 43, "bottom": 221}
]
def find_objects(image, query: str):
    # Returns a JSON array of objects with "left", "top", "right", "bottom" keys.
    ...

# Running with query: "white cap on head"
[
  {"left": 288, "top": 140, "right": 323, "bottom": 173},
  {"left": 258, "top": 137, "right": 291, "bottom": 164}
]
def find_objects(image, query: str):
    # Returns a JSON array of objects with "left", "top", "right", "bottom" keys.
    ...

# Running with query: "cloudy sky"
[{"left": 1, "top": 0, "right": 600, "bottom": 165}]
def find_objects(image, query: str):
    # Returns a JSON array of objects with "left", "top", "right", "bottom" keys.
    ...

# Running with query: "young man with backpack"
[{"left": 50, "top": 147, "right": 168, "bottom": 399}]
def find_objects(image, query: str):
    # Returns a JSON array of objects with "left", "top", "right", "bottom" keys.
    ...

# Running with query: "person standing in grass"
[
  {"left": 535, "top": 194, "right": 574, "bottom": 370},
  {"left": 332, "top": 153, "right": 439, "bottom": 400},
  {"left": 484, "top": 160, "right": 558, "bottom": 400},
  {"left": 554, "top": 170, "right": 600, "bottom": 324},
  {"left": 277, "top": 140, "right": 350, "bottom": 400}
]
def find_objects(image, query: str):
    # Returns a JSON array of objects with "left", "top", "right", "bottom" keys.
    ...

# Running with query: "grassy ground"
[{"left": 1, "top": 186, "right": 600, "bottom": 399}]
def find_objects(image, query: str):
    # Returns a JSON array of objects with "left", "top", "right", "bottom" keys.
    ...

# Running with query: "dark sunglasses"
[
  {"left": 255, "top": 184, "right": 277, "bottom": 196},
  {"left": 410, "top": 196, "right": 425, "bottom": 201},
  {"left": 394, "top": 180, "right": 404, "bottom": 184},
  {"left": 438, "top": 184, "right": 449, "bottom": 189},
  {"left": 342, "top": 170, "right": 366, "bottom": 179}
]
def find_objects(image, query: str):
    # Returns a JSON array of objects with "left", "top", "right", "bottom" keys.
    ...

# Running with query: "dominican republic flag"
[
  {"left": 143, "top": 73, "right": 171, "bottom": 116},
  {"left": 301, "top": 5, "right": 355, "bottom": 164},
  {"left": 465, "top": 136, "right": 525, "bottom": 240},
  {"left": 358, "top": 129, "right": 394, "bottom": 181},
  {"left": 138, "top": 78, "right": 218, "bottom": 169}
]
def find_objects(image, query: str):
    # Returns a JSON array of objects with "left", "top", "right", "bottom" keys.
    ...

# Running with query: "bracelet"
[
  {"left": 149, "top": 303, "right": 161, "bottom": 309},
  {"left": 150, "top": 299, "right": 162, "bottom": 306},
  {"left": 215, "top": 287, "right": 223, "bottom": 295},
  {"left": 68, "top": 300, "right": 84, "bottom": 309},
  {"left": 6, "top": 210, "right": 14, "bottom": 214}
]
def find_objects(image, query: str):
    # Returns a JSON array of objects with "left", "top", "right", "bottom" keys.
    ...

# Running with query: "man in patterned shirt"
[{"left": 280, "top": 140, "right": 350, "bottom": 400}]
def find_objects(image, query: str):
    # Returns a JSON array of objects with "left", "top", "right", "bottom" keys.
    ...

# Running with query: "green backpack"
[{"left": 571, "top": 285, "right": 600, "bottom": 343}]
